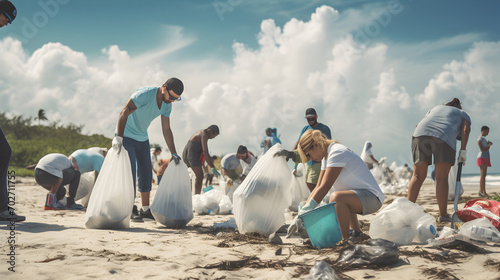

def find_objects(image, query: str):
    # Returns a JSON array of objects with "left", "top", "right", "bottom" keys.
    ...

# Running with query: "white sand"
[{"left": 1, "top": 177, "right": 500, "bottom": 279}]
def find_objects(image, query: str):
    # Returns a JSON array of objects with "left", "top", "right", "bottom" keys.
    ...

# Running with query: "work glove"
[
  {"left": 292, "top": 169, "right": 302, "bottom": 177},
  {"left": 286, "top": 216, "right": 305, "bottom": 238},
  {"left": 172, "top": 153, "right": 181, "bottom": 165},
  {"left": 299, "top": 198, "right": 318, "bottom": 215},
  {"left": 112, "top": 136, "right": 123, "bottom": 154},
  {"left": 211, "top": 167, "right": 221, "bottom": 177},
  {"left": 274, "top": 149, "right": 296, "bottom": 162},
  {"left": 458, "top": 150, "right": 467, "bottom": 166}
]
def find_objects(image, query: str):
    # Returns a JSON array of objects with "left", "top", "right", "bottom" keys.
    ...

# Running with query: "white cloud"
[{"left": 1, "top": 5, "right": 499, "bottom": 174}]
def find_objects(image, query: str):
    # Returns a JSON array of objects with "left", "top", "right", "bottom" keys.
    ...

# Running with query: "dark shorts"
[
  {"left": 182, "top": 141, "right": 203, "bottom": 167},
  {"left": 412, "top": 136, "right": 455, "bottom": 165},
  {"left": 35, "top": 167, "right": 81, "bottom": 200}
]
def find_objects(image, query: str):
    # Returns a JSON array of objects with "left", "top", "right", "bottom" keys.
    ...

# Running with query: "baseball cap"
[
  {"left": 0, "top": 0, "right": 16, "bottom": 23},
  {"left": 164, "top": 77, "right": 184, "bottom": 95},
  {"left": 305, "top": 108, "right": 317, "bottom": 118}
]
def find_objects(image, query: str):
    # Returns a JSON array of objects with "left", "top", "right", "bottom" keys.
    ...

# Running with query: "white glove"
[
  {"left": 458, "top": 150, "right": 467, "bottom": 166},
  {"left": 112, "top": 136, "right": 123, "bottom": 153},
  {"left": 286, "top": 216, "right": 304, "bottom": 238},
  {"left": 299, "top": 198, "right": 318, "bottom": 215}
]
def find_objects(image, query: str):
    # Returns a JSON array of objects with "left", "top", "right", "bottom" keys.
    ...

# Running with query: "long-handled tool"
[{"left": 451, "top": 163, "right": 463, "bottom": 229}]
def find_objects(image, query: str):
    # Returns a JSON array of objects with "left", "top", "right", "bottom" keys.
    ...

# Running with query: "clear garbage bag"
[
  {"left": 84, "top": 147, "right": 134, "bottom": 229},
  {"left": 448, "top": 164, "right": 463, "bottom": 201},
  {"left": 233, "top": 144, "right": 292, "bottom": 236},
  {"left": 289, "top": 163, "right": 310, "bottom": 212},
  {"left": 369, "top": 198, "right": 433, "bottom": 245},
  {"left": 304, "top": 260, "right": 338, "bottom": 280},
  {"left": 151, "top": 161, "right": 193, "bottom": 228}
]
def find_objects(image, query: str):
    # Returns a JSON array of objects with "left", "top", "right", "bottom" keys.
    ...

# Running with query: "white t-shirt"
[
  {"left": 321, "top": 143, "right": 385, "bottom": 203},
  {"left": 36, "top": 153, "right": 72, "bottom": 178}
]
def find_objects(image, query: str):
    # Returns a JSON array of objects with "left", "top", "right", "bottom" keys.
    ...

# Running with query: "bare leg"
[
  {"left": 191, "top": 166, "right": 204, "bottom": 194},
  {"left": 349, "top": 212, "right": 361, "bottom": 232},
  {"left": 141, "top": 192, "right": 150, "bottom": 207},
  {"left": 329, "top": 191, "right": 363, "bottom": 239},
  {"left": 306, "top": 183, "right": 316, "bottom": 192},
  {"left": 435, "top": 162, "right": 452, "bottom": 217},
  {"left": 479, "top": 164, "right": 488, "bottom": 195},
  {"left": 407, "top": 162, "right": 429, "bottom": 203}
]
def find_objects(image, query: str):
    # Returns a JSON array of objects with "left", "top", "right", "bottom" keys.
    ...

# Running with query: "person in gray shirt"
[
  {"left": 407, "top": 98, "right": 471, "bottom": 223},
  {"left": 35, "top": 153, "right": 84, "bottom": 210}
]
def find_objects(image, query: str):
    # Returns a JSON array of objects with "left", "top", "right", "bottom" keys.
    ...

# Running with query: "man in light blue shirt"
[
  {"left": 69, "top": 149, "right": 105, "bottom": 182},
  {"left": 112, "top": 78, "right": 184, "bottom": 222}
]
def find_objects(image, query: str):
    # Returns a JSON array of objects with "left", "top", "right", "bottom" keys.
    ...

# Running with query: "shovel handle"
[{"left": 453, "top": 163, "right": 463, "bottom": 213}]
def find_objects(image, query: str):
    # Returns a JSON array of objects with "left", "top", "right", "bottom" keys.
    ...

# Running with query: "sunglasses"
[
  {"left": 306, "top": 117, "right": 316, "bottom": 121},
  {"left": 166, "top": 87, "right": 181, "bottom": 101}
]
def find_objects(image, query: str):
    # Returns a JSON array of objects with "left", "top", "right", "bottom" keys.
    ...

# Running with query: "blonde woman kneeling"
[{"left": 296, "top": 130, "right": 385, "bottom": 240}]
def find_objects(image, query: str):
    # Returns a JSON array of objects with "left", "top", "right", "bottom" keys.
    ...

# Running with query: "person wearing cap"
[
  {"left": 221, "top": 145, "right": 257, "bottom": 184},
  {"left": 68, "top": 148, "right": 105, "bottom": 183},
  {"left": 182, "top": 125, "right": 220, "bottom": 194},
  {"left": 275, "top": 108, "right": 331, "bottom": 191},
  {"left": 0, "top": 0, "right": 16, "bottom": 28},
  {"left": 112, "top": 78, "right": 184, "bottom": 222},
  {"left": 35, "top": 153, "right": 84, "bottom": 210},
  {"left": 0, "top": 0, "right": 24, "bottom": 222}
]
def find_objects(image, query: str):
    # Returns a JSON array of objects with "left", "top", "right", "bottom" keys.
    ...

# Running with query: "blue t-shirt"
[
  {"left": 413, "top": 105, "right": 471, "bottom": 151},
  {"left": 124, "top": 87, "right": 172, "bottom": 141},
  {"left": 298, "top": 123, "right": 332, "bottom": 165},
  {"left": 70, "top": 149, "right": 105, "bottom": 173}
]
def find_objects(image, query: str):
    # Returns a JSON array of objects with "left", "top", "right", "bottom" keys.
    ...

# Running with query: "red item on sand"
[{"left": 457, "top": 199, "right": 500, "bottom": 230}]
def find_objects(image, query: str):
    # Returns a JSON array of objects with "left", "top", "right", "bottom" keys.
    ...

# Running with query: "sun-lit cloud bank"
[{"left": 1, "top": 5, "right": 499, "bottom": 172}]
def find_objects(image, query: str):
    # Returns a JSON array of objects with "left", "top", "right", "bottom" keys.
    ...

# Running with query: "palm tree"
[{"left": 35, "top": 109, "right": 48, "bottom": 125}]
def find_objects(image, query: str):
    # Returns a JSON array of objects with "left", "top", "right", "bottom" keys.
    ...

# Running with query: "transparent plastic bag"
[
  {"left": 289, "top": 163, "right": 309, "bottom": 212},
  {"left": 218, "top": 195, "right": 233, "bottom": 214},
  {"left": 151, "top": 161, "right": 193, "bottom": 228},
  {"left": 304, "top": 260, "right": 338, "bottom": 280},
  {"left": 84, "top": 148, "right": 134, "bottom": 229},
  {"left": 369, "top": 198, "right": 430, "bottom": 245},
  {"left": 233, "top": 144, "right": 292, "bottom": 236},
  {"left": 458, "top": 217, "right": 500, "bottom": 243},
  {"left": 338, "top": 239, "right": 399, "bottom": 266}
]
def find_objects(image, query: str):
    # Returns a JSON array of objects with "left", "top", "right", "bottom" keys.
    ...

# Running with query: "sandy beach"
[{"left": 1, "top": 176, "right": 500, "bottom": 280}]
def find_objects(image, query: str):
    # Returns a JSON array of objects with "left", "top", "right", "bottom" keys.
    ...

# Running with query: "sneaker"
[
  {"left": 66, "top": 197, "right": 84, "bottom": 210},
  {"left": 131, "top": 212, "right": 143, "bottom": 223},
  {"left": 0, "top": 209, "right": 26, "bottom": 222},
  {"left": 438, "top": 215, "right": 451, "bottom": 223},
  {"left": 66, "top": 202, "right": 84, "bottom": 210},
  {"left": 132, "top": 205, "right": 139, "bottom": 216},
  {"left": 44, "top": 193, "right": 65, "bottom": 210},
  {"left": 478, "top": 192, "right": 488, "bottom": 197},
  {"left": 139, "top": 208, "right": 154, "bottom": 220},
  {"left": 349, "top": 229, "right": 362, "bottom": 237}
]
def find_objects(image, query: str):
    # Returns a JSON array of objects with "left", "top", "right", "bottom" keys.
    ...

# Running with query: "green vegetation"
[
  {"left": 492, "top": 195, "right": 500, "bottom": 202},
  {"left": 1, "top": 112, "right": 111, "bottom": 176}
]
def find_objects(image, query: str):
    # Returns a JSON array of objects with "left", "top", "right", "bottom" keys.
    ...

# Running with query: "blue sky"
[{"left": 1, "top": 0, "right": 500, "bottom": 175}]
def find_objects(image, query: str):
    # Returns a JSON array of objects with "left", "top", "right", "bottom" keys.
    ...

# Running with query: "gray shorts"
[
  {"left": 412, "top": 136, "right": 455, "bottom": 165},
  {"left": 351, "top": 189, "right": 382, "bottom": 215}
]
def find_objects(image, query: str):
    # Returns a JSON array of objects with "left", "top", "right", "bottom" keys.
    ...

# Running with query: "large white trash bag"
[
  {"left": 289, "top": 163, "right": 310, "bottom": 211},
  {"left": 233, "top": 144, "right": 292, "bottom": 236},
  {"left": 151, "top": 161, "right": 193, "bottom": 228},
  {"left": 85, "top": 148, "right": 134, "bottom": 229},
  {"left": 66, "top": 172, "right": 95, "bottom": 206}
]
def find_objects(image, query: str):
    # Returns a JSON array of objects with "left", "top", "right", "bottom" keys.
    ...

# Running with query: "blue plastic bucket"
[{"left": 299, "top": 202, "right": 342, "bottom": 248}]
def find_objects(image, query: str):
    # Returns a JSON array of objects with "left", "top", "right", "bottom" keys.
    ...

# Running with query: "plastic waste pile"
[
  {"left": 369, "top": 198, "right": 436, "bottom": 245},
  {"left": 233, "top": 144, "right": 292, "bottom": 236},
  {"left": 427, "top": 217, "right": 500, "bottom": 247},
  {"left": 374, "top": 160, "right": 412, "bottom": 195},
  {"left": 192, "top": 186, "right": 233, "bottom": 215}
]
